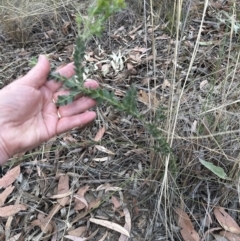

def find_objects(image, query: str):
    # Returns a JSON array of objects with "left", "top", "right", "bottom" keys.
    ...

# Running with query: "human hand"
[{"left": 0, "top": 55, "right": 98, "bottom": 165}]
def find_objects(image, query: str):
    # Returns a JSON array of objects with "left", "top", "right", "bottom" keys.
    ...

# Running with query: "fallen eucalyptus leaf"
[{"left": 199, "top": 158, "right": 228, "bottom": 179}]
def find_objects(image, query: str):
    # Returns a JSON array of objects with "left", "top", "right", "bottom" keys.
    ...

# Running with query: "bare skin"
[{"left": 0, "top": 55, "right": 98, "bottom": 165}]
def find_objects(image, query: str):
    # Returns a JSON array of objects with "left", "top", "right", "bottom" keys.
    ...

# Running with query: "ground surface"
[{"left": 1, "top": 0, "right": 240, "bottom": 241}]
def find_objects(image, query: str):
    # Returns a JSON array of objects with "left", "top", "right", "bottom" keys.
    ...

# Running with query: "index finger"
[{"left": 45, "top": 62, "right": 75, "bottom": 93}]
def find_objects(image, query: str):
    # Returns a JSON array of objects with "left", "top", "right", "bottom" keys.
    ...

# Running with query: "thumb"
[{"left": 19, "top": 55, "right": 50, "bottom": 89}]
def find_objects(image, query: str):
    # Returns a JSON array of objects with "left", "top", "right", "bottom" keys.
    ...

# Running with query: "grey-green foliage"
[{"left": 48, "top": 0, "right": 171, "bottom": 155}]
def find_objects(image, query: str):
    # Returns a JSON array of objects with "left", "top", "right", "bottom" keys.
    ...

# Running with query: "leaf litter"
[{"left": 1, "top": 0, "right": 240, "bottom": 240}]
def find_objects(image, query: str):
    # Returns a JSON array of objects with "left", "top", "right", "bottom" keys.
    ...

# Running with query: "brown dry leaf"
[
  {"left": 132, "top": 198, "right": 139, "bottom": 216},
  {"left": 95, "top": 145, "right": 115, "bottom": 155},
  {"left": 124, "top": 149, "right": 145, "bottom": 156},
  {"left": 112, "top": 196, "right": 121, "bottom": 210},
  {"left": 46, "top": 29, "right": 55, "bottom": 38},
  {"left": 115, "top": 70, "right": 131, "bottom": 83},
  {"left": 74, "top": 185, "right": 89, "bottom": 211},
  {"left": 119, "top": 207, "right": 131, "bottom": 241},
  {"left": 74, "top": 196, "right": 88, "bottom": 210},
  {"left": 97, "top": 183, "right": 122, "bottom": 192},
  {"left": 0, "top": 165, "right": 20, "bottom": 189},
  {"left": 63, "top": 133, "right": 78, "bottom": 144},
  {"left": 101, "top": 64, "right": 111, "bottom": 76},
  {"left": 62, "top": 22, "right": 71, "bottom": 35},
  {"left": 142, "top": 77, "right": 150, "bottom": 86},
  {"left": 155, "top": 34, "right": 170, "bottom": 40},
  {"left": 93, "top": 157, "right": 111, "bottom": 162},
  {"left": 64, "top": 44, "right": 74, "bottom": 55},
  {"left": 128, "top": 24, "right": 142, "bottom": 35},
  {"left": 127, "top": 63, "right": 134, "bottom": 70},
  {"left": 88, "top": 199, "right": 101, "bottom": 211},
  {"left": 129, "top": 53, "right": 141, "bottom": 63},
  {"left": 66, "top": 229, "right": 99, "bottom": 241},
  {"left": 0, "top": 204, "right": 26, "bottom": 217},
  {"left": 50, "top": 191, "right": 73, "bottom": 199},
  {"left": 68, "top": 226, "right": 87, "bottom": 237},
  {"left": 8, "top": 233, "right": 21, "bottom": 241},
  {"left": 138, "top": 90, "right": 159, "bottom": 108},
  {"left": 90, "top": 218, "right": 130, "bottom": 237},
  {"left": 0, "top": 185, "right": 14, "bottom": 207},
  {"left": 133, "top": 47, "right": 148, "bottom": 53},
  {"left": 64, "top": 235, "right": 86, "bottom": 241},
  {"left": 57, "top": 174, "right": 70, "bottom": 206},
  {"left": 94, "top": 127, "right": 106, "bottom": 142},
  {"left": 175, "top": 207, "right": 200, "bottom": 241},
  {"left": 200, "top": 80, "right": 208, "bottom": 90},
  {"left": 219, "top": 230, "right": 240, "bottom": 241},
  {"left": 214, "top": 207, "right": 240, "bottom": 234},
  {"left": 162, "top": 79, "right": 171, "bottom": 89},
  {"left": 31, "top": 213, "right": 57, "bottom": 235}
]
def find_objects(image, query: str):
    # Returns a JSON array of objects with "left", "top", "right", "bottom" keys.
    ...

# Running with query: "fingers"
[
  {"left": 56, "top": 111, "right": 96, "bottom": 134},
  {"left": 45, "top": 62, "right": 75, "bottom": 92},
  {"left": 58, "top": 96, "right": 96, "bottom": 118},
  {"left": 52, "top": 79, "right": 99, "bottom": 101},
  {"left": 84, "top": 79, "right": 99, "bottom": 89},
  {"left": 19, "top": 55, "right": 50, "bottom": 89}
]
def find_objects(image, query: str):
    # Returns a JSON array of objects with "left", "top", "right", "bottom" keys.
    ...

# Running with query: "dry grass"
[
  {"left": 1, "top": 0, "right": 240, "bottom": 240},
  {"left": 148, "top": 0, "right": 240, "bottom": 239},
  {"left": 0, "top": 0, "right": 76, "bottom": 44}
]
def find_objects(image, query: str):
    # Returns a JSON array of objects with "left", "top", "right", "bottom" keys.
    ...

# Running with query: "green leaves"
[
  {"left": 199, "top": 158, "right": 228, "bottom": 179},
  {"left": 57, "top": 94, "right": 75, "bottom": 106},
  {"left": 90, "top": 0, "right": 126, "bottom": 22},
  {"left": 122, "top": 85, "right": 138, "bottom": 114},
  {"left": 28, "top": 56, "right": 38, "bottom": 67}
]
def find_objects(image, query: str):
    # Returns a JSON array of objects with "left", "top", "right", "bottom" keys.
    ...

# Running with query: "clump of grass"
[
  {"left": 150, "top": 0, "right": 240, "bottom": 239},
  {"left": 125, "top": 0, "right": 176, "bottom": 24},
  {"left": 0, "top": 0, "right": 73, "bottom": 44}
]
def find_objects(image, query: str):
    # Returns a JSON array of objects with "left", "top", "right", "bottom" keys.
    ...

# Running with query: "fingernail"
[{"left": 38, "top": 55, "right": 43, "bottom": 62}]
